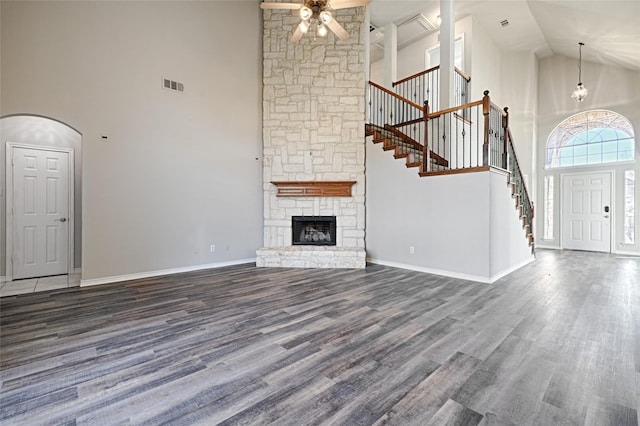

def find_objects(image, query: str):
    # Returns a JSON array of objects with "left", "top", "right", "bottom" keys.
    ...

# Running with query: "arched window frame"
[{"left": 546, "top": 110, "right": 635, "bottom": 169}]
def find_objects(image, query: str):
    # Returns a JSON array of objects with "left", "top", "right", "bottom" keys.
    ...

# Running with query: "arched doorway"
[
  {"left": 540, "top": 110, "right": 636, "bottom": 253},
  {"left": 1, "top": 114, "right": 82, "bottom": 283}
]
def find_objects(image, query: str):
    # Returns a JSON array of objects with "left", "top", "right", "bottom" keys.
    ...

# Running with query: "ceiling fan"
[{"left": 260, "top": 0, "right": 370, "bottom": 43}]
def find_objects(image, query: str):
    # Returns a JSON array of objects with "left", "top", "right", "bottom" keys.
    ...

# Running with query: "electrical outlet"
[
  {"left": 409, "top": 246, "right": 415, "bottom": 254},
  {"left": 209, "top": 245, "right": 215, "bottom": 253}
]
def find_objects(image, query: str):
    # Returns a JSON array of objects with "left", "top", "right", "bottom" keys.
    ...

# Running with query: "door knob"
[{"left": 55, "top": 218, "right": 67, "bottom": 222}]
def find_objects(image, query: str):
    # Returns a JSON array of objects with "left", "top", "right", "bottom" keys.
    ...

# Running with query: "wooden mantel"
[{"left": 271, "top": 181, "right": 356, "bottom": 197}]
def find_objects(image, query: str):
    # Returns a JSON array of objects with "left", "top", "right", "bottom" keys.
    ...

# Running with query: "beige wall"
[{"left": 1, "top": 1, "right": 263, "bottom": 281}]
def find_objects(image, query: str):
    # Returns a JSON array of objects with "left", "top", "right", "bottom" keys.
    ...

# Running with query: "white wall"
[
  {"left": 499, "top": 51, "right": 538, "bottom": 190},
  {"left": 1, "top": 1, "right": 263, "bottom": 281},
  {"left": 489, "top": 170, "right": 534, "bottom": 279},
  {"left": 366, "top": 143, "right": 490, "bottom": 280},
  {"left": 366, "top": 142, "right": 531, "bottom": 282},
  {"left": 468, "top": 16, "right": 501, "bottom": 102},
  {"left": 536, "top": 55, "right": 640, "bottom": 255},
  {"left": 370, "top": 16, "right": 473, "bottom": 86}
]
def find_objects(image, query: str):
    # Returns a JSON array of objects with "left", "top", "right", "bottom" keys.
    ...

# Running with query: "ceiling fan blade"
[
  {"left": 325, "top": 18, "right": 350, "bottom": 40},
  {"left": 290, "top": 21, "right": 307, "bottom": 43},
  {"left": 260, "top": 2, "right": 302, "bottom": 10},
  {"left": 327, "top": 0, "right": 370, "bottom": 10}
]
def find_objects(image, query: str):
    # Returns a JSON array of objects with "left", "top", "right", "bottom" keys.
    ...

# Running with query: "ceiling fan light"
[
  {"left": 300, "top": 6, "right": 312, "bottom": 21},
  {"left": 298, "top": 20, "right": 310, "bottom": 34},
  {"left": 317, "top": 23, "right": 328, "bottom": 37},
  {"left": 571, "top": 83, "right": 588, "bottom": 102},
  {"left": 320, "top": 11, "right": 332, "bottom": 24}
]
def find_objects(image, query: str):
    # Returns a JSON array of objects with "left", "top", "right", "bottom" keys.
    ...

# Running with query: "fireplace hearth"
[{"left": 292, "top": 216, "right": 336, "bottom": 246}]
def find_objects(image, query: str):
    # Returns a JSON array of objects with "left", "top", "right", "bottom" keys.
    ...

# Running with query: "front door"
[
  {"left": 11, "top": 146, "right": 70, "bottom": 279},
  {"left": 562, "top": 172, "right": 612, "bottom": 252}
]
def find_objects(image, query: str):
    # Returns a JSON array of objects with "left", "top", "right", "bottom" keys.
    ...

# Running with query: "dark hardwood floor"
[{"left": 1, "top": 249, "right": 638, "bottom": 425}]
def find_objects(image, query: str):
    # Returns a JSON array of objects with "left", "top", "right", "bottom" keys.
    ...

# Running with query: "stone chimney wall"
[{"left": 257, "top": 5, "right": 366, "bottom": 268}]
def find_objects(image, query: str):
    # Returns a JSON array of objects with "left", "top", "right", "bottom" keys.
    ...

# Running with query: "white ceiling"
[{"left": 368, "top": 0, "right": 640, "bottom": 70}]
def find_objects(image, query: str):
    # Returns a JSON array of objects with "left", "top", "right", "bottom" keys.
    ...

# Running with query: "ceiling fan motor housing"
[{"left": 306, "top": 0, "right": 327, "bottom": 19}]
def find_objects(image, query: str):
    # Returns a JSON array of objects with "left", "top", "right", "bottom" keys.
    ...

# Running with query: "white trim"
[
  {"left": 533, "top": 246, "right": 638, "bottom": 257},
  {"left": 6, "top": 143, "right": 75, "bottom": 281},
  {"left": 368, "top": 256, "right": 534, "bottom": 284},
  {"left": 535, "top": 244, "right": 560, "bottom": 250},
  {"left": 368, "top": 258, "right": 492, "bottom": 283},
  {"left": 0, "top": 276, "right": 6, "bottom": 283},
  {"left": 560, "top": 170, "right": 614, "bottom": 253},
  {"left": 489, "top": 256, "right": 535, "bottom": 283},
  {"left": 80, "top": 258, "right": 256, "bottom": 287},
  {"left": 613, "top": 249, "right": 640, "bottom": 257},
  {"left": 424, "top": 33, "right": 465, "bottom": 70}
]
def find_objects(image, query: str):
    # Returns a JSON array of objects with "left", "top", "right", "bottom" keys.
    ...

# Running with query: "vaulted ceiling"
[{"left": 369, "top": 0, "right": 640, "bottom": 71}]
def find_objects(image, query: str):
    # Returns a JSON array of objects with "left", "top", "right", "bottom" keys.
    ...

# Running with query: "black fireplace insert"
[{"left": 292, "top": 216, "right": 336, "bottom": 246}]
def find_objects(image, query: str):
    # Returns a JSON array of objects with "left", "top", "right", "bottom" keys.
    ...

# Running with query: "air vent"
[
  {"left": 500, "top": 19, "right": 510, "bottom": 28},
  {"left": 399, "top": 13, "right": 436, "bottom": 32},
  {"left": 162, "top": 77, "right": 184, "bottom": 93}
]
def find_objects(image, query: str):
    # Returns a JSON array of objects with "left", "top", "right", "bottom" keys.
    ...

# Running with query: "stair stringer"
[{"left": 366, "top": 124, "right": 447, "bottom": 173}]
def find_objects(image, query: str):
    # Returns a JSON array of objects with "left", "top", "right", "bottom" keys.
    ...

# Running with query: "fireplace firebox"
[{"left": 292, "top": 216, "right": 336, "bottom": 246}]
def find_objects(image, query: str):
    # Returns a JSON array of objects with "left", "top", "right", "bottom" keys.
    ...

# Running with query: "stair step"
[{"left": 373, "top": 137, "right": 388, "bottom": 144}]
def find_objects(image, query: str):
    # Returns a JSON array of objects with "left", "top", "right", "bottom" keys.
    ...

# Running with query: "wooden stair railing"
[
  {"left": 503, "top": 109, "right": 535, "bottom": 251},
  {"left": 367, "top": 77, "right": 535, "bottom": 253},
  {"left": 392, "top": 66, "right": 471, "bottom": 111}
]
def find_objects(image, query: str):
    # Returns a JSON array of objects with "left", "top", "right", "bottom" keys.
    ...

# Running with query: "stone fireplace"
[{"left": 256, "top": 5, "right": 366, "bottom": 269}]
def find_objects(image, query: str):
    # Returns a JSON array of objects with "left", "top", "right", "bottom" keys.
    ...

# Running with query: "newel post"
[
  {"left": 482, "top": 90, "right": 490, "bottom": 166},
  {"left": 423, "top": 100, "right": 430, "bottom": 172},
  {"left": 502, "top": 107, "right": 509, "bottom": 170}
]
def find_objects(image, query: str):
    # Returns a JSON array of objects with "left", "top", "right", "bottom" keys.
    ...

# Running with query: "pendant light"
[{"left": 571, "top": 42, "right": 588, "bottom": 102}]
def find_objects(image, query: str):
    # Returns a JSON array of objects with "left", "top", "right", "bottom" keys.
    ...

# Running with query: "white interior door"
[
  {"left": 562, "top": 172, "right": 612, "bottom": 252},
  {"left": 11, "top": 146, "right": 70, "bottom": 279}
]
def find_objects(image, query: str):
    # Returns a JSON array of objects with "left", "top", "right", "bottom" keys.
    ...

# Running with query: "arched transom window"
[{"left": 546, "top": 110, "right": 635, "bottom": 168}]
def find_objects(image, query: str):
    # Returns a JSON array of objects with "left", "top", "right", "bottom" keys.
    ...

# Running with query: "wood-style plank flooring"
[{"left": 1, "top": 249, "right": 638, "bottom": 425}]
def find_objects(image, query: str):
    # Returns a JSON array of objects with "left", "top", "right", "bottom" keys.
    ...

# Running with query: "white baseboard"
[
  {"left": 613, "top": 249, "right": 640, "bottom": 257},
  {"left": 368, "top": 256, "right": 534, "bottom": 284},
  {"left": 367, "top": 258, "right": 493, "bottom": 284},
  {"left": 534, "top": 245, "right": 639, "bottom": 257},
  {"left": 489, "top": 256, "right": 535, "bottom": 283},
  {"left": 80, "top": 258, "right": 256, "bottom": 287},
  {"left": 534, "top": 244, "right": 560, "bottom": 250}
]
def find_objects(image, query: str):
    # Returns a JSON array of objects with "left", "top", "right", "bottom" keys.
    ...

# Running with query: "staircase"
[
  {"left": 366, "top": 71, "right": 535, "bottom": 253},
  {"left": 365, "top": 123, "right": 448, "bottom": 171}
]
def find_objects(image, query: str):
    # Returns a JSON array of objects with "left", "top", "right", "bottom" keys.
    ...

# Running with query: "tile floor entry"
[{"left": 0, "top": 273, "right": 81, "bottom": 297}]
